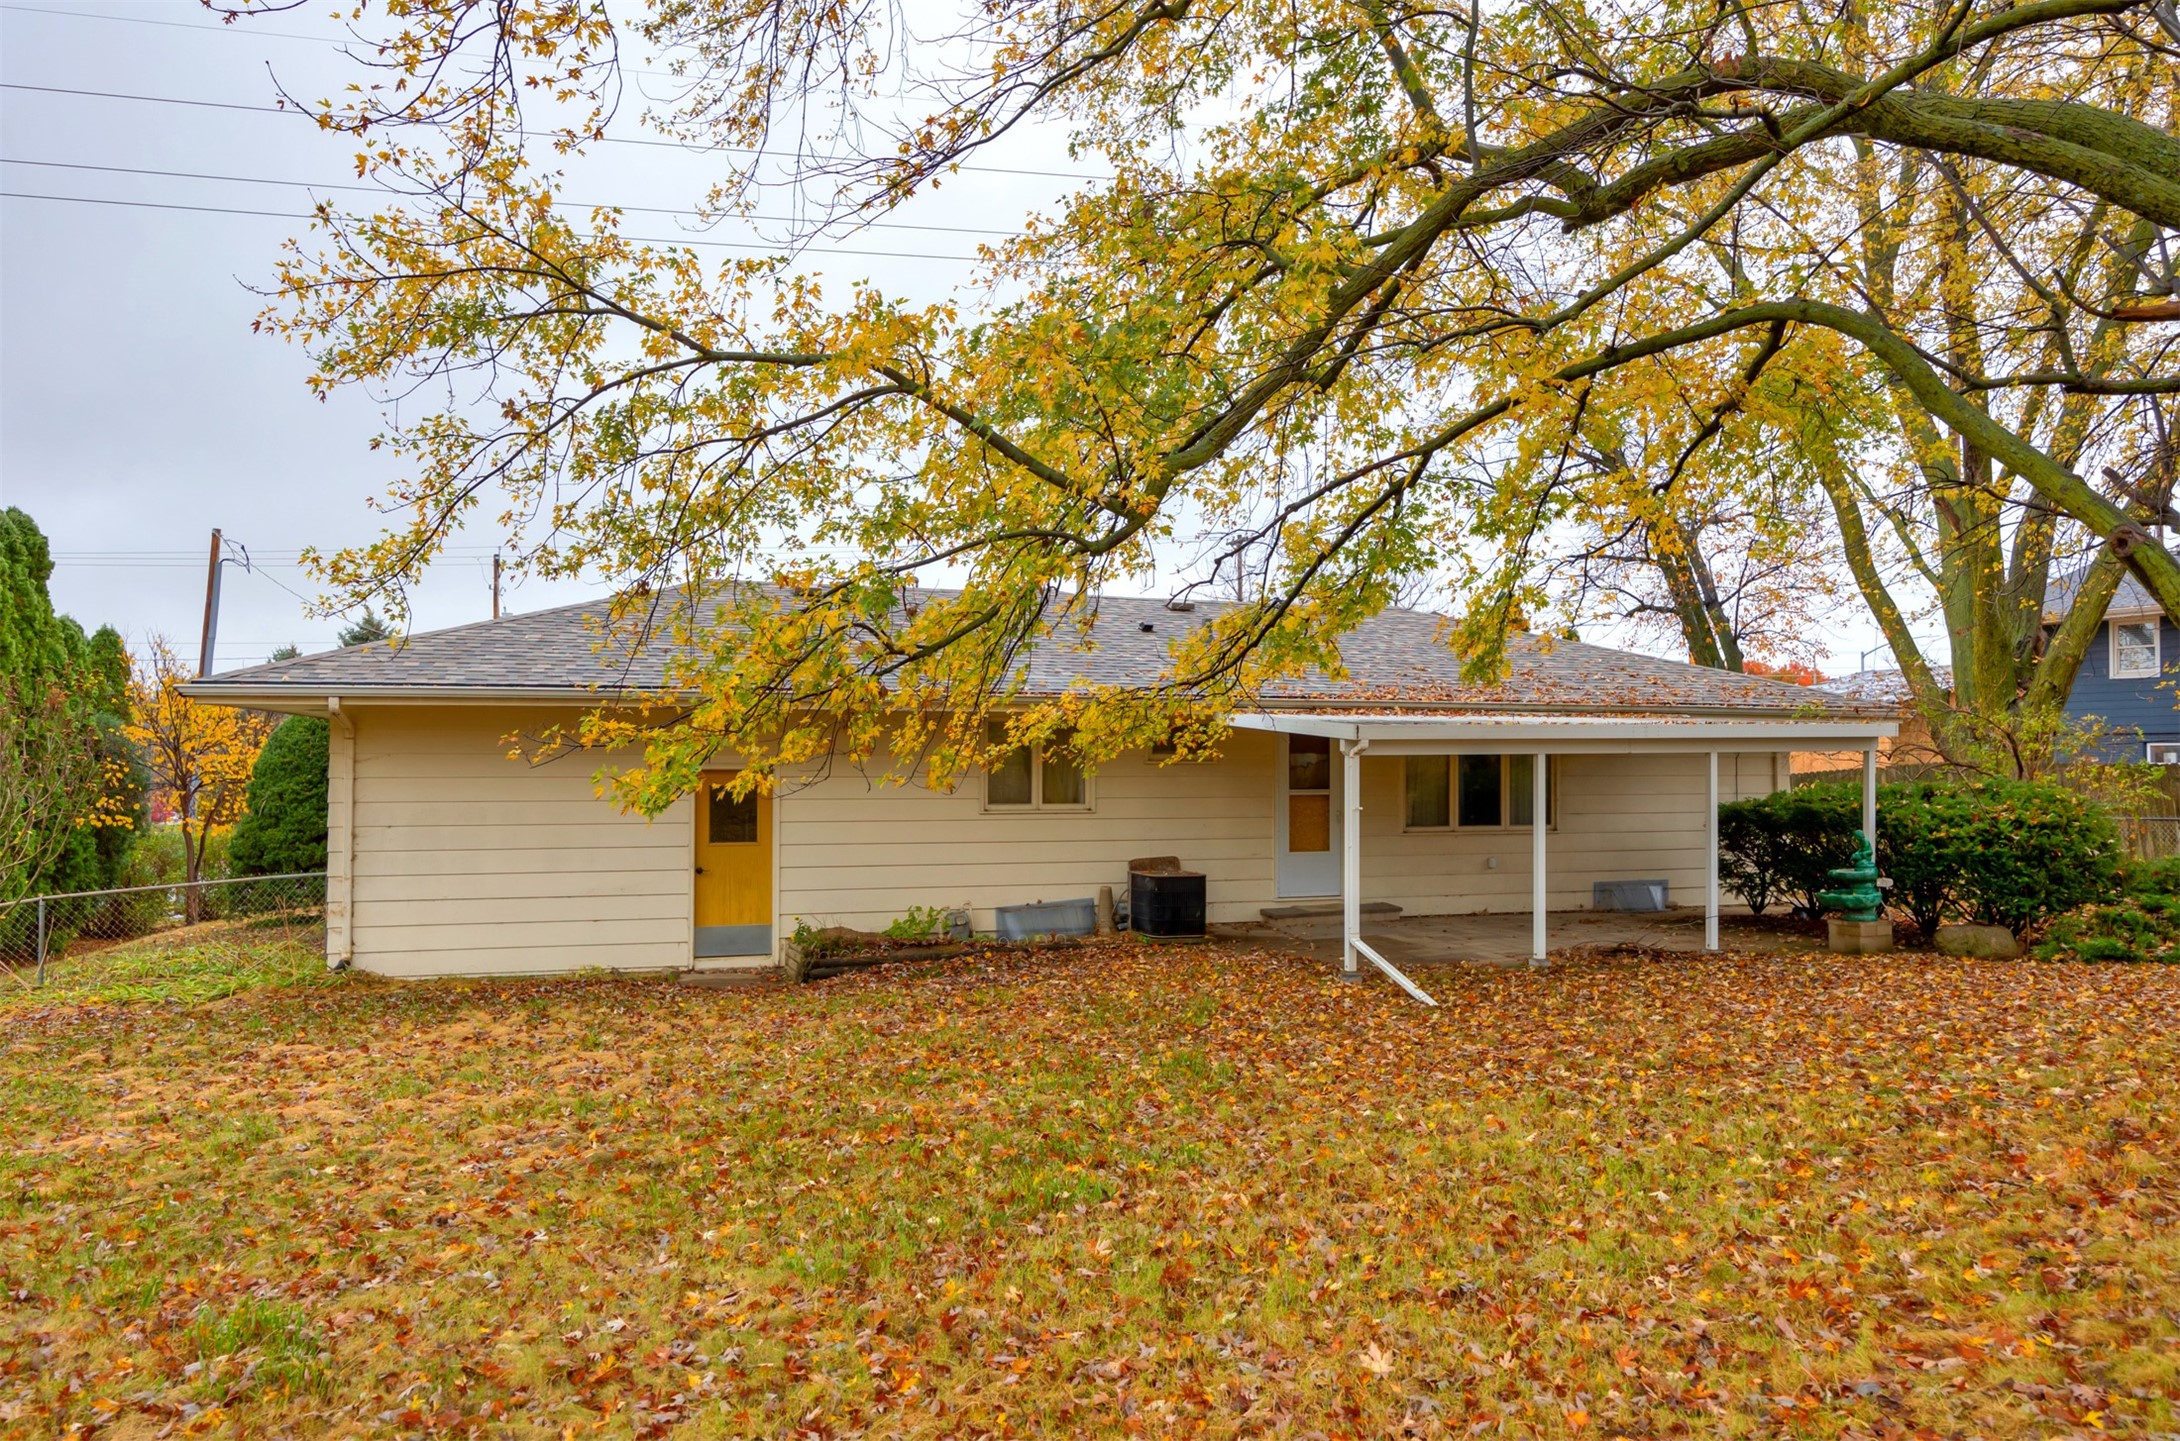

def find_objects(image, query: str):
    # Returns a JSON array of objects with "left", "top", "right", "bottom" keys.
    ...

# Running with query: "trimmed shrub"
[
  {"left": 1716, "top": 782, "right": 1859, "bottom": 916},
  {"left": 1870, "top": 782, "right": 1969, "bottom": 938},
  {"left": 1930, "top": 778, "right": 2119, "bottom": 933},
  {"left": 228, "top": 717, "right": 330, "bottom": 877},
  {"left": 1720, "top": 776, "right": 2125, "bottom": 934}
]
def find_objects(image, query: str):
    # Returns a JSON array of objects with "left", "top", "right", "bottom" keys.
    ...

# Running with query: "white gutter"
[
  {"left": 179, "top": 684, "right": 639, "bottom": 709},
  {"left": 1226, "top": 713, "right": 1896, "bottom": 749}
]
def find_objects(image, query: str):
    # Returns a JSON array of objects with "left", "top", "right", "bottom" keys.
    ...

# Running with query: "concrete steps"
[{"left": 1258, "top": 901, "right": 1403, "bottom": 920}]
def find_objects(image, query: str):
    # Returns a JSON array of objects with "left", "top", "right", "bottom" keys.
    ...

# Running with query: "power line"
[
  {"left": 50, "top": 547, "right": 504, "bottom": 569},
  {"left": 52, "top": 549, "right": 497, "bottom": 559},
  {"left": 0, "top": 2, "right": 394, "bottom": 47},
  {"left": 0, "top": 157, "right": 1025, "bottom": 237},
  {"left": 0, "top": 1, "right": 714, "bottom": 88},
  {"left": 3, "top": 190, "right": 306, "bottom": 223},
  {"left": 0, "top": 190, "right": 997, "bottom": 261},
  {"left": 0, "top": 82, "right": 1108, "bottom": 181}
]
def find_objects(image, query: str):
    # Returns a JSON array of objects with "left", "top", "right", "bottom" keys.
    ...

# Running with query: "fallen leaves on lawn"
[{"left": 2, "top": 941, "right": 2177, "bottom": 1438}]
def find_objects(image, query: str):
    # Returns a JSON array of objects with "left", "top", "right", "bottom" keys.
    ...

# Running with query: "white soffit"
[{"left": 1226, "top": 712, "right": 1898, "bottom": 752}]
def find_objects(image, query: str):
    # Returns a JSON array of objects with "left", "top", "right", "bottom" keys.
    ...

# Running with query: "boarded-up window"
[
  {"left": 707, "top": 782, "right": 759, "bottom": 844},
  {"left": 1405, "top": 755, "right": 1450, "bottom": 828},
  {"left": 1289, "top": 792, "right": 1331, "bottom": 852}
]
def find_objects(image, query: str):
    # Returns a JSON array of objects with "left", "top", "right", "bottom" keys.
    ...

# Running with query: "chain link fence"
[
  {"left": 0, "top": 873, "right": 327, "bottom": 987},
  {"left": 2120, "top": 817, "right": 2180, "bottom": 861}
]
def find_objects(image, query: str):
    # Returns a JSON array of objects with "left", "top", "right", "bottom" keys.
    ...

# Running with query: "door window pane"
[
  {"left": 1289, "top": 792, "right": 1331, "bottom": 852},
  {"left": 1288, "top": 734, "right": 1331, "bottom": 791},
  {"left": 987, "top": 720, "right": 1033, "bottom": 806},
  {"left": 2115, "top": 621, "right": 2160, "bottom": 678},
  {"left": 1405, "top": 755, "right": 1450, "bottom": 827},
  {"left": 707, "top": 781, "right": 758, "bottom": 843},
  {"left": 1457, "top": 754, "right": 1503, "bottom": 828}
]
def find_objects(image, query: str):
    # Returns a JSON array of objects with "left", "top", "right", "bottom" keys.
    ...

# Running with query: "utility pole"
[
  {"left": 197, "top": 527, "right": 224, "bottom": 678},
  {"left": 492, "top": 552, "right": 503, "bottom": 620}
]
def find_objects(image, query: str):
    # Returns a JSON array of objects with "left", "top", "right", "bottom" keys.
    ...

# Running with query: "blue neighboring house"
[{"left": 2050, "top": 567, "right": 2180, "bottom": 764}]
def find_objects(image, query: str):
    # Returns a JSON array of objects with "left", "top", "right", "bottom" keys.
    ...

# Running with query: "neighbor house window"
[
  {"left": 2113, "top": 620, "right": 2161, "bottom": 679},
  {"left": 2149, "top": 743, "right": 2180, "bottom": 766},
  {"left": 985, "top": 721, "right": 1089, "bottom": 809},
  {"left": 1405, "top": 754, "right": 1556, "bottom": 829}
]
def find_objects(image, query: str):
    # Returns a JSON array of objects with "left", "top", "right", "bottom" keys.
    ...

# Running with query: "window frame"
[
  {"left": 2148, "top": 742, "right": 2180, "bottom": 766},
  {"left": 2111, "top": 618, "right": 2162, "bottom": 680},
  {"left": 1402, "top": 754, "right": 1557, "bottom": 832},
  {"left": 983, "top": 724, "right": 1095, "bottom": 812}
]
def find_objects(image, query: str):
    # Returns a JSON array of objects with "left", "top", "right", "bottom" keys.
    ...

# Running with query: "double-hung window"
[
  {"left": 984, "top": 720, "right": 1089, "bottom": 810},
  {"left": 2112, "top": 619, "right": 2162, "bottom": 679},
  {"left": 1404, "top": 754, "right": 1556, "bottom": 829}
]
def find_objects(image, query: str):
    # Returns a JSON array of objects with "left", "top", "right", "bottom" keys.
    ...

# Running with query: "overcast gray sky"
[{"left": 1, "top": 0, "right": 1919, "bottom": 677}]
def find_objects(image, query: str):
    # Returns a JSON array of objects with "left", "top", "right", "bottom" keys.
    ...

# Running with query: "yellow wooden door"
[{"left": 694, "top": 771, "right": 773, "bottom": 957}]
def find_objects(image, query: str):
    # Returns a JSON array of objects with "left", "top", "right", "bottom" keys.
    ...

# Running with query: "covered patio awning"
[{"left": 1226, "top": 710, "right": 1899, "bottom": 1003}]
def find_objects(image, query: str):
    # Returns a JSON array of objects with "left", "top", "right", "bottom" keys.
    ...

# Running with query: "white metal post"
[
  {"left": 1861, "top": 747, "right": 1878, "bottom": 840},
  {"left": 1705, "top": 750, "right": 1720, "bottom": 951},
  {"left": 1341, "top": 739, "right": 1364, "bottom": 976},
  {"left": 1530, "top": 751, "right": 1548, "bottom": 965}
]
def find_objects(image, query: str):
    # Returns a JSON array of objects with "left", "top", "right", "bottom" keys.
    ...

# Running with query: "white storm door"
[{"left": 1275, "top": 733, "right": 1342, "bottom": 897}]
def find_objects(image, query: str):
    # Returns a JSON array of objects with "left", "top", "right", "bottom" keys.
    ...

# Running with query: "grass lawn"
[{"left": 3, "top": 941, "right": 2176, "bottom": 1439}]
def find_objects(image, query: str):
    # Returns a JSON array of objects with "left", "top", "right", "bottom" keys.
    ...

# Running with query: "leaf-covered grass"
[
  {"left": 1, "top": 922, "right": 333, "bottom": 1008},
  {"left": 3, "top": 942, "right": 2177, "bottom": 1437}
]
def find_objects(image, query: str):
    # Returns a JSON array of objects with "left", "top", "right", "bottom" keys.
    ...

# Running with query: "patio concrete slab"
[{"left": 1217, "top": 905, "right": 1822, "bottom": 968}]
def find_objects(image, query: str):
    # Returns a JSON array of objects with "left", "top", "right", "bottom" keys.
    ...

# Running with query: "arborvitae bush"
[{"left": 227, "top": 717, "right": 330, "bottom": 876}]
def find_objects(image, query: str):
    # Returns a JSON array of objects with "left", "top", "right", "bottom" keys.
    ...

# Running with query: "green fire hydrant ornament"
[{"left": 1817, "top": 830, "right": 1883, "bottom": 922}]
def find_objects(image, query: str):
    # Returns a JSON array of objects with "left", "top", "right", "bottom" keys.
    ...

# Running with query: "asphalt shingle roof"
[
  {"left": 190, "top": 589, "right": 1876, "bottom": 718},
  {"left": 2046, "top": 563, "right": 2166, "bottom": 622},
  {"left": 1815, "top": 666, "right": 1953, "bottom": 708}
]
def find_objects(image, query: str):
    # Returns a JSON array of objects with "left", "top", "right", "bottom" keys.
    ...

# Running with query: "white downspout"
[
  {"left": 1705, "top": 750, "right": 1720, "bottom": 952},
  {"left": 1861, "top": 747, "right": 1878, "bottom": 841},
  {"left": 1531, "top": 750, "right": 1548, "bottom": 966},
  {"left": 328, "top": 696, "right": 355, "bottom": 969},
  {"left": 1340, "top": 737, "right": 1366, "bottom": 977}
]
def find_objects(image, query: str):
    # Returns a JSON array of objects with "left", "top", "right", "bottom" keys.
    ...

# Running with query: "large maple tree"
[{"left": 246, "top": 0, "right": 2180, "bottom": 799}]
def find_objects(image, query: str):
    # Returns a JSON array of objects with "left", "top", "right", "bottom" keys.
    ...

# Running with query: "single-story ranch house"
[{"left": 185, "top": 593, "right": 1894, "bottom": 982}]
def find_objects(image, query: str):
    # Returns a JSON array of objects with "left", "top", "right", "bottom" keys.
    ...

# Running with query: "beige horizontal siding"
[
  {"left": 777, "top": 730, "right": 1278, "bottom": 931},
  {"left": 1351, "top": 750, "right": 1783, "bottom": 912},
  {"left": 776, "top": 743, "right": 1788, "bottom": 929},
  {"left": 355, "top": 845, "right": 685, "bottom": 879},
  {"left": 344, "top": 706, "right": 692, "bottom": 977},
  {"left": 361, "top": 940, "right": 689, "bottom": 979},
  {"left": 335, "top": 702, "right": 1796, "bottom": 977}
]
